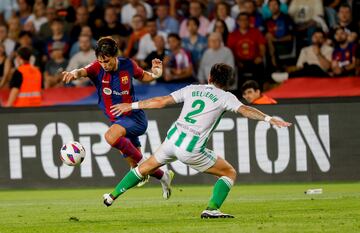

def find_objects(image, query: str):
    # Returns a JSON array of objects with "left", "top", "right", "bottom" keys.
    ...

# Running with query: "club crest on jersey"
[
  {"left": 121, "top": 76, "right": 129, "bottom": 84},
  {"left": 103, "top": 87, "right": 112, "bottom": 95}
]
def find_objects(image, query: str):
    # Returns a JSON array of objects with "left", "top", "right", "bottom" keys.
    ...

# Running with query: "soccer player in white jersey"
[{"left": 103, "top": 63, "right": 292, "bottom": 218}]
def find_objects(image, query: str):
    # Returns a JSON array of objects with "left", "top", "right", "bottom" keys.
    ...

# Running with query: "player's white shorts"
[{"left": 153, "top": 139, "right": 217, "bottom": 172}]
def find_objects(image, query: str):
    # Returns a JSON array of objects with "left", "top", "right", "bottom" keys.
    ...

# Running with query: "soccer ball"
[{"left": 60, "top": 141, "right": 86, "bottom": 166}]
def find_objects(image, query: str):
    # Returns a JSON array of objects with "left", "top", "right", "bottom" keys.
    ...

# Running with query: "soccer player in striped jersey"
[
  {"left": 62, "top": 37, "right": 174, "bottom": 199},
  {"left": 103, "top": 63, "right": 291, "bottom": 218}
]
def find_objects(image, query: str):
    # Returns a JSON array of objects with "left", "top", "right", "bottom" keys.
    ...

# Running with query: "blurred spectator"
[
  {"left": 197, "top": 32, "right": 234, "bottom": 84},
  {"left": 136, "top": 17, "right": 166, "bottom": 62},
  {"left": 241, "top": 80, "right": 277, "bottom": 104},
  {"left": 25, "top": 1, "right": 48, "bottom": 33},
  {"left": 208, "top": 1, "right": 236, "bottom": 33},
  {"left": 182, "top": 17, "right": 207, "bottom": 70},
  {"left": 290, "top": 29, "right": 332, "bottom": 77},
  {"left": 47, "top": 0, "right": 76, "bottom": 22},
  {"left": 7, "top": 16, "right": 22, "bottom": 41},
  {"left": 264, "top": 0, "right": 294, "bottom": 69},
  {"left": 331, "top": 26, "right": 356, "bottom": 76},
  {"left": 17, "top": 0, "right": 33, "bottom": 25},
  {"left": 156, "top": 4, "right": 179, "bottom": 35},
  {"left": 227, "top": 13, "right": 266, "bottom": 90},
  {"left": 231, "top": 0, "right": 246, "bottom": 18},
  {"left": 213, "top": 19, "right": 229, "bottom": 45},
  {"left": 244, "top": 0, "right": 265, "bottom": 32},
  {"left": 121, "top": 0, "right": 153, "bottom": 25},
  {"left": 135, "top": 3, "right": 148, "bottom": 20},
  {"left": 164, "top": 33, "right": 194, "bottom": 83},
  {"left": 0, "top": 43, "right": 12, "bottom": 88},
  {"left": 99, "top": 6, "right": 130, "bottom": 39},
  {"left": 0, "top": 24, "right": 16, "bottom": 57},
  {"left": 6, "top": 47, "right": 42, "bottom": 107},
  {"left": 38, "top": 7, "right": 71, "bottom": 41},
  {"left": 331, "top": 4, "right": 358, "bottom": 43},
  {"left": 261, "top": 0, "right": 288, "bottom": 20},
  {"left": 144, "top": 35, "right": 170, "bottom": 77},
  {"left": 44, "top": 41, "right": 68, "bottom": 88},
  {"left": 86, "top": 0, "right": 104, "bottom": 34},
  {"left": 179, "top": 0, "right": 210, "bottom": 38},
  {"left": 323, "top": 0, "right": 342, "bottom": 28},
  {"left": 288, "top": 0, "right": 328, "bottom": 44},
  {"left": 124, "top": 15, "right": 148, "bottom": 58},
  {"left": 0, "top": 0, "right": 18, "bottom": 22},
  {"left": 45, "top": 18, "right": 70, "bottom": 57},
  {"left": 15, "top": 31, "right": 41, "bottom": 67},
  {"left": 69, "top": 6, "right": 89, "bottom": 45},
  {"left": 66, "top": 35, "right": 96, "bottom": 86},
  {"left": 69, "top": 25, "right": 96, "bottom": 57}
]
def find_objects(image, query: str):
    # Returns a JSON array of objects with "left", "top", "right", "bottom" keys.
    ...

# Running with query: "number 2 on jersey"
[{"left": 184, "top": 100, "right": 205, "bottom": 124}]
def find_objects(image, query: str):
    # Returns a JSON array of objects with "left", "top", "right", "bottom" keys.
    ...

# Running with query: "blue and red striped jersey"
[{"left": 85, "top": 57, "right": 144, "bottom": 122}]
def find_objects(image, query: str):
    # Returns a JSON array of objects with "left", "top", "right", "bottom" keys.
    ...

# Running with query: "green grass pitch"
[{"left": 0, "top": 182, "right": 359, "bottom": 233}]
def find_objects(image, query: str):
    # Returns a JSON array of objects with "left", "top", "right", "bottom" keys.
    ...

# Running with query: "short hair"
[
  {"left": 268, "top": 0, "right": 281, "bottom": 6},
  {"left": 210, "top": 63, "right": 233, "bottom": 88},
  {"left": 147, "top": 16, "right": 157, "bottom": 23},
  {"left": 312, "top": 28, "right": 325, "bottom": 37},
  {"left": 95, "top": 37, "right": 118, "bottom": 58},
  {"left": 241, "top": 80, "right": 261, "bottom": 94},
  {"left": 167, "top": 33, "right": 181, "bottom": 41},
  {"left": 187, "top": 16, "right": 200, "bottom": 27},
  {"left": 51, "top": 17, "right": 64, "bottom": 25},
  {"left": 16, "top": 47, "right": 32, "bottom": 61},
  {"left": 237, "top": 12, "right": 249, "bottom": 20},
  {"left": 18, "top": 30, "right": 33, "bottom": 38},
  {"left": 339, "top": 3, "right": 351, "bottom": 10}
]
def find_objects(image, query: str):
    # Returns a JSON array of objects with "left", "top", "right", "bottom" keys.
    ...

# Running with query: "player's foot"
[
  {"left": 200, "top": 209, "right": 234, "bottom": 219},
  {"left": 160, "top": 170, "right": 174, "bottom": 199},
  {"left": 136, "top": 174, "right": 150, "bottom": 187},
  {"left": 103, "top": 193, "right": 114, "bottom": 207}
]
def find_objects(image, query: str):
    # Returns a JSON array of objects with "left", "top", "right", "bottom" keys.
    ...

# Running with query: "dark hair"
[
  {"left": 241, "top": 80, "right": 260, "bottom": 94},
  {"left": 268, "top": 0, "right": 281, "bottom": 6},
  {"left": 339, "top": 3, "right": 351, "bottom": 10},
  {"left": 51, "top": 17, "right": 64, "bottom": 25},
  {"left": 167, "top": 33, "right": 181, "bottom": 41},
  {"left": 19, "top": 30, "right": 33, "bottom": 38},
  {"left": 95, "top": 37, "right": 118, "bottom": 58},
  {"left": 147, "top": 16, "right": 157, "bottom": 23},
  {"left": 210, "top": 63, "right": 233, "bottom": 88},
  {"left": 16, "top": 47, "right": 32, "bottom": 61},
  {"left": 215, "top": 1, "right": 230, "bottom": 17},
  {"left": 312, "top": 28, "right": 325, "bottom": 37},
  {"left": 237, "top": 12, "right": 249, "bottom": 20},
  {"left": 213, "top": 19, "right": 229, "bottom": 43},
  {"left": 187, "top": 16, "right": 200, "bottom": 27}
]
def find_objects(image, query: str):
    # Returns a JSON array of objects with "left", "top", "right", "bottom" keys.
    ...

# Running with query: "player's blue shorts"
[{"left": 112, "top": 109, "right": 148, "bottom": 155}]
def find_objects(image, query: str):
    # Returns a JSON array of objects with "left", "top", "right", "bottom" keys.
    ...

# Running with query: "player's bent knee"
[{"left": 226, "top": 166, "right": 237, "bottom": 181}]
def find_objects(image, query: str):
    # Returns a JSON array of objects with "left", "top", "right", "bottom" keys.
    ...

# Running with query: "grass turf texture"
[{"left": 0, "top": 183, "right": 359, "bottom": 233}]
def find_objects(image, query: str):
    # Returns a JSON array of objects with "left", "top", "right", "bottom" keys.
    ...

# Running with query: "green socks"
[
  {"left": 111, "top": 167, "right": 143, "bottom": 199},
  {"left": 207, "top": 176, "right": 234, "bottom": 210}
]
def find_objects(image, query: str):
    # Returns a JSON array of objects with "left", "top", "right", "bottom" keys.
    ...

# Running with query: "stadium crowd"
[{"left": 0, "top": 0, "right": 360, "bottom": 106}]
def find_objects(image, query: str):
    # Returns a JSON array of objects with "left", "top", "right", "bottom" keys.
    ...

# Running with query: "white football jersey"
[{"left": 167, "top": 84, "right": 243, "bottom": 153}]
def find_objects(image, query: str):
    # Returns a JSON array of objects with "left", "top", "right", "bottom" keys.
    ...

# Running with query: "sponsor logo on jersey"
[
  {"left": 102, "top": 80, "right": 110, "bottom": 83},
  {"left": 103, "top": 88, "right": 112, "bottom": 95},
  {"left": 113, "top": 90, "right": 129, "bottom": 96},
  {"left": 121, "top": 76, "right": 129, "bottom": 85}
]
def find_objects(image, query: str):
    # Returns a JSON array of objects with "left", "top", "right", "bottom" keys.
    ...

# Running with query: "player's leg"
[
  {"left": 201, "top": 156, "right": 237, "bottom": 218},
  {"left": 103, "top": 140, "right": 176, "bottom": 206}
]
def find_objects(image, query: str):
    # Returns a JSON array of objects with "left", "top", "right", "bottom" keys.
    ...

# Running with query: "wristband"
[
  {"left": 131, "top": 102, "right": 139, "bottom": 109},
  {"left": 264, "top": 115, "right": 272, "bottom": 122},
  {"left": 151, "top": 67, "right": 162, "bottom": 79}
]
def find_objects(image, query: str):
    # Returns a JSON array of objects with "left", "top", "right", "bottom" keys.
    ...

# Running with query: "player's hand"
[
  {"left": 269, "top": 118, "right": 292, "bottom": 128},
  {"left": 110, "top": 103, "right": 132, "bottom": 116},
  {"left": 151, "top": 59, "right": 163, "bottom": 78},
  {"left": 62, "top": 70, "right": 77, "bottom": 84}
]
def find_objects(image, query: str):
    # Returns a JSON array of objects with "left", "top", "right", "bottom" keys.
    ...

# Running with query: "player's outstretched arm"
[
  {"left": 110, "top": 95, "right": 176, "bottom": 116},
  {"left": 62, "top": 68, "right": 88, "bottom": 84},
  {"left": 141, "top": 58, "right": 163, "bottom": 82},
  {"left": 238, "top": 105, "right": 292, "bottom": 128}
]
